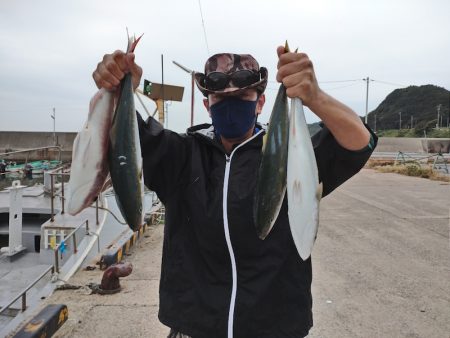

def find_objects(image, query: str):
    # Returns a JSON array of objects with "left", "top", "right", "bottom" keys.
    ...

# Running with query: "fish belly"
[
  {"left": 108, "top": 73, "right": 143, "bottom": 231},
  {"left": 254, "top": 85, "right": 289, "bottom": 239},
  {"left": 68, "top": 89, "right": 114, "bottom": 215},
  {"left": 287, "top": 98, "right": 321, "bottom": 260}
]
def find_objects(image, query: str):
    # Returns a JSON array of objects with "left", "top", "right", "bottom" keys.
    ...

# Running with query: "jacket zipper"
[{"left": 222, "top": 130, "right": 264, "bottom": 338}]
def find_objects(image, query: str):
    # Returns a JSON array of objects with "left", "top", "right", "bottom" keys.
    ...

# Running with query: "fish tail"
[{"left": 128, "top": 33, "right": 144, "bottom": 53}]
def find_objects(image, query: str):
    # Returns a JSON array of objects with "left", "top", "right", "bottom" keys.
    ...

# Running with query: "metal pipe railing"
[
  {"left": 53, "top": 219, "right": 89, "bottom": 274},
  {"left": 47, "top": 166, "right": 70, "bottom": 221},
  {"left": 0, "top": 265, "right": 54, "bottom": 315},
  {"left": 50, "top": 173, "right": 55, "bottom": 222},
  {"left": 46, "top": 166, "right": 101, "bottom": 228}
]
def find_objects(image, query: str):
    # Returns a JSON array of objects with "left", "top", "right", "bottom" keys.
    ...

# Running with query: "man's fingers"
[
  {"left": 93, "top": 71, "right": 117, "bottom": 91},
  {"left": 281, "top": 72, "right": 303, "bottom": 89},
  {"left": 96, "top": 62, "right": 123, "bottom": 86},
  {"left": 111, "top": 50, "right": 129, "bottom": 71},
  {"left": 93, "top": 50, "right": 142, "bottom": 91},
  {"left": 276, "top": 46, "right": 286, "bottom": 58},
  {"left": 127, "top": 54, "right": 142, "bottom": 77},
  {"left": 276, "top": 58, "right": 313, "bottom": 83},
  {"left": 125, "top": 54, "right": 143, "bottom": 90},
  {"left": 277, "top": 52, "right": 309, "bottom": 69}
]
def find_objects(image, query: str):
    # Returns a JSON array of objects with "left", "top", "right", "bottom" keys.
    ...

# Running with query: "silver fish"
[
  {"left": 253, "top": 84, "right": 289, "bottom": 239},
  {"left": 108, "top": 35, "right": 143, "bottom": 231},
  {"left": 287, "top": 97, "right": 322, "bottom": 260},
  {"left": 67, "top": 88, "right": 114, "bottom": 215}
]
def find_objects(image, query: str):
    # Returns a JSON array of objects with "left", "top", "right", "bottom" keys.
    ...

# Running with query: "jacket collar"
[{"left": 187, "top": 123, "right": 266, "bottom": 152}]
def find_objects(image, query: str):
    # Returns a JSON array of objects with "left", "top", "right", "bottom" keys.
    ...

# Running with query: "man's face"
[{"left": 203, "top": 89, "right": 265, "bottom": 116}]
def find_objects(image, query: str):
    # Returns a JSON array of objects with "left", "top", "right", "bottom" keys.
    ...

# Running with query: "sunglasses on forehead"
[{"left": 203, "top": 69, "right": 261, "bottom": 91}]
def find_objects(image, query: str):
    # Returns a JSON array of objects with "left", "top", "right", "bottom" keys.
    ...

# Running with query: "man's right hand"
[{"left": 92, "top": 50, "right": 143, "bottom": 92}]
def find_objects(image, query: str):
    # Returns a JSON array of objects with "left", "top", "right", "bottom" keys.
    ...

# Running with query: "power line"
[
  {"left": 319, "top": 79, "right": 361, "bottom": 84},
  {"left": 322, "top": 82, "right": 361, "bottom": 91},
  {"left": 372, "top": 79, "right": 407, "bottom": 87},
  {"left": 267, "top": 79, "right": 360, "bottom": 84},
  {"left": 198, "top": 0, "right": 210, "bottom": 56}
]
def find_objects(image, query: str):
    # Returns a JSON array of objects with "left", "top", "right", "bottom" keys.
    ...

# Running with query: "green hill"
[{"left": 367, "top": 85, "right": 450, "bottom": 136}]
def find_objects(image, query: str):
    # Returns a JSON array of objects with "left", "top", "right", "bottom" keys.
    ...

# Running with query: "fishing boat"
[
  {"left": 1, "top": 160, "right": 62, "bottom": 179},
  {"left": 0, "top": 164, "right": 159, "bottom": 336}
]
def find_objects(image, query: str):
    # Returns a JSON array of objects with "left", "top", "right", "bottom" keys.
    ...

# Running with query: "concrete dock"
[{"left": 33, "top": 169, "right": 449, "bottom": 337}]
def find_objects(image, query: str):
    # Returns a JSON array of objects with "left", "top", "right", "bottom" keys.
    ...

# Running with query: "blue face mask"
[{"left": 210, "top": 97, "right": 258, "bottom": 139}]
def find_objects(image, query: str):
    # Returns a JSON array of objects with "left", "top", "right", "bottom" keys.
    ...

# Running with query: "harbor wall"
[
  {"left": 1, "top": 132, "right": 449, "bottom": 163},
  {"left": 0, "top": 131, "right": 77, "bottom": 162}
]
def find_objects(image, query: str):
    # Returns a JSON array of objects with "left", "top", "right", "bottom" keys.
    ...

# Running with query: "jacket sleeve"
[
  {"left": 312, "top": 124, "right": 378, "bottom": 198},
  {"left": 137, "top": 113, "right": 189, "bottom": 204}
]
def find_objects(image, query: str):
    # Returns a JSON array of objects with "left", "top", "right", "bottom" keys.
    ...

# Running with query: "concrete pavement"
[{"left": 40, "top": 169, "right": 449, "bottom": 337}]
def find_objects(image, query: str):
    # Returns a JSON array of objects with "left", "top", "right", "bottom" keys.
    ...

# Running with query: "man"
[{"left": 93, "top": 46, "right": 377, "bottom": 338}]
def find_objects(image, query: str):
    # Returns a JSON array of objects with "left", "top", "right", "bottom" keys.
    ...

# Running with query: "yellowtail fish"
[
  {"left": 285, "top": 42, "right": 322, "bottom": 260},
  {"left": 108, "top": 34, "right": 144, "bottom": 231},
  {"left": 253, "top": 83, "right": 289, "bottom": 239}
]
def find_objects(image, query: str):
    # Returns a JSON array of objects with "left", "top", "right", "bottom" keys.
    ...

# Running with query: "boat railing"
[
  {"left": 52, "top": 219, "right": 90, "bottom": 274},
  {"left": 47, "top": 165, "right": 69, "bottom": 220},
  {"left": 0, "top": 265, "right": 54, "bottom": 315},
  {"left": 47, "top": 166, "right": 101, "bottom": 225}
]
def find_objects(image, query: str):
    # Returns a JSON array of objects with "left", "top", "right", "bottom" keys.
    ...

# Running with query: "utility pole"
[
  {"left": 363, "top": 77, "right": 372, "bottom": 124},
  {"left": 161, "top": 54, "right": 165, "bottom": 126},
  {"left": 173, "top": 60, "right": 195, "bottom": 127},
  {"left": 410, "top": 115, "right": 413, "bottom": 129},
  {"left": 398, "top": 111, "right": 402, "bottom": 130},
  {"left": 436, "top": 104, "right": 441, "bottom": 129},
  {"left": 51, "top": 107, "right": 56, "bottom": 145},
  {"left": 374, "top": 113, "right": 377, "bottom": 133}
]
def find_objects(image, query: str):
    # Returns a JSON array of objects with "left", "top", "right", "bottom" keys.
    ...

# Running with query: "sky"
[{"left": 0, "top": 0, "right": 449, "bottom": 133}]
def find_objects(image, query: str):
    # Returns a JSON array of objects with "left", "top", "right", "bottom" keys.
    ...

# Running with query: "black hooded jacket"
[{"left": 138, "top": 114, "right": 377, "bottom": 338}]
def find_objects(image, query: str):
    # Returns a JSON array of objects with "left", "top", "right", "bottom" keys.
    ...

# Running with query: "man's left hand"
[{"left": 276, "top": 46, "right": 323, "bottom": 108}]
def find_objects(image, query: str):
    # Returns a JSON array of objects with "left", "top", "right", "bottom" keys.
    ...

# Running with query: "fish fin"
[
  {"left": 316, "top": 182, "right": 323, "bottom": 200},
  {"left": 261, "top": 133, "right": 268, "bottom": 152},
  {"left": 283, "top": 41, "right": 299, "bottom": 54},
  {"left": 292, "top": 180, "right": 302, "bottom": 203}
]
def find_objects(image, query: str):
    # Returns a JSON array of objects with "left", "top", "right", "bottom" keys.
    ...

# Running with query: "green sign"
[{"left": 144, "top": 79, "right": 152, "bottom": 96}]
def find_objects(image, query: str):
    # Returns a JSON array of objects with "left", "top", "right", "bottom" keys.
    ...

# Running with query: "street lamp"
[
  {"left": 51, "top": 107, "right": 56, "bottom": 145},
  {"left": 173, "top": 60, "right": 195, "bottom": 127}
]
